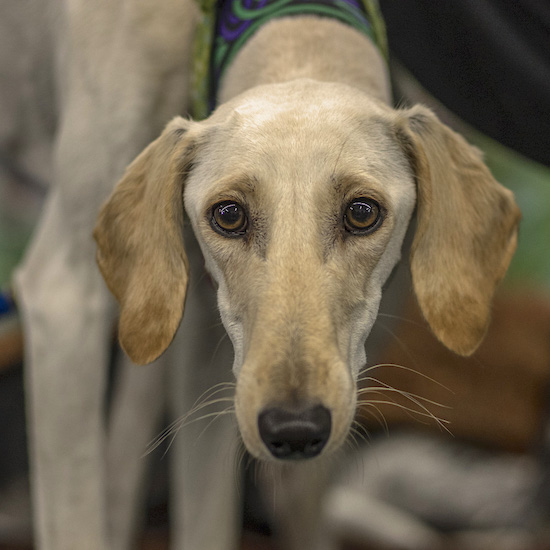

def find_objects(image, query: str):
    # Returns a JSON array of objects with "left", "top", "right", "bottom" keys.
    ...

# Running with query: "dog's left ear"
[
  {"left": 94, "top": 117, "right": 201, "bottom": 365},
  {"left": 396, "top": 106, "right": 521, "bottom": 356}
]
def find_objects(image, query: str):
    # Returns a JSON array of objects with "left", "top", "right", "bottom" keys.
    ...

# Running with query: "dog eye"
[
  {"left": 344, "top": 198, "right": 382, "bottom": 234},
  {"left": 211, "top": 201, "right": 248, "bottom": 236}
]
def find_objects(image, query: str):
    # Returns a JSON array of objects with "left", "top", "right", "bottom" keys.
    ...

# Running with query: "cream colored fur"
[
  {"left": 96, "top": 18, "right": 519, "bottom": 463},
  {"left": 8, "top": 1, "right": 519, "bottom": 548}
]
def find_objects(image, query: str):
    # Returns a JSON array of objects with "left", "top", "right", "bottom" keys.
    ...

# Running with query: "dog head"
[{"left": 94, "top": 80, "right": 520, "bottom": 460}]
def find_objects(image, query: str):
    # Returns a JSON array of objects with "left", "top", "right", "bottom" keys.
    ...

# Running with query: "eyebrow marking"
[{"left": 329, "top": 129, "right": 355, "bottom": 181}]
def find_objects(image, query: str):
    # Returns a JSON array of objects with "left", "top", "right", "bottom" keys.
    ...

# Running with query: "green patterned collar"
[{"left": 191, "top": 0, "right": 387, "bottom": 120}]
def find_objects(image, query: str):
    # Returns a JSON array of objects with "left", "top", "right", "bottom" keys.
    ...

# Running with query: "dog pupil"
[
  {"left": 220, "top": 203, "right": 241, "bottom": 227},
  {"left": 351, "top": 201, "right": 373, "bottom": 224}
]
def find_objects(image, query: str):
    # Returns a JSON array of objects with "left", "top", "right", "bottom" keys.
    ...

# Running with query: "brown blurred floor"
[{"left": 0, "top": 531, "right": 276, "bottom": 550}]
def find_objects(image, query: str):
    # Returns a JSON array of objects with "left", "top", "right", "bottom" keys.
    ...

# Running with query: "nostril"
[{"left": 258, "top": 404, "right": 332, "bottom": 460}]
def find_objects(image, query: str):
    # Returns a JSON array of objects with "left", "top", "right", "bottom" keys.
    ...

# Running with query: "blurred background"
[{"left": 1, "top": 1, "right": 549, "bottom": 549}]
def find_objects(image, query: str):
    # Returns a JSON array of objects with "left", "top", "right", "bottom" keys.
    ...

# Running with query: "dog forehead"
[
  {"left": 212, "top": 79, "right": 387, "bottom": 133},
  {"left": 203, "top": 93, "right": 396, "bottom": 173},
  {"left": 187, "top": 82, "right": 413, "bottom": 209}
]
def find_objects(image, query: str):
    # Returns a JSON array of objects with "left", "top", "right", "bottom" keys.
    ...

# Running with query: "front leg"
[
  {"left": 167, "top": 232, "right": 242, "bottom": 550},
  {"left": 16, "top": 0, "right": 199, "bottom": 547}
]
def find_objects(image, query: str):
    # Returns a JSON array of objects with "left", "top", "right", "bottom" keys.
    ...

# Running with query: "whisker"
[
  {"left": 352, "top": 418, "right": 371, "bottom": 440},
  {"left": 253, "top": 457, "right": 262, "bottom": 489},
  {"left": 360, "top": 377, "right": 452, "bottom": 422},
  {"left": 182, "top": 387, "right": 236, "bottom": 425},
  {"left": 193, "top": 407, "right": 237, "bottom": 447},
  {"left": 347, "top": 433, "right": 367, "bottom": 484},
  {"left": 358, "top": 398, "right": 451, "bottom": 434},
  {"left": 372, "top": 322, "right": 422, "bottom": 369},
  {"left": 357, "top": 380, "right": 452, "bottom": 409},
  {"left": 349, "top": 423, "right": 369, "bottom": 447},
  {"left": 149, "top": 388, "right": 234, "bottom": 451},
  {"left": 344, "top": 436, "right": 359, "bottom": 453},
  {"left": 245, "top": 452, "right": 256, "bottom": 473},
  {"left": 191, "top": 268, "right": 210, "bottom": 289},
  {"left": 355, "top": 402, "right": 389, "bottom": 434},
  {"left": 163, "top": 407, "right": 235, "bottom": 457},
  {"left": 209, "top": 331, "right": 230, "bottom": 363},
  {"left": 188, "top": 381, "right": 236, "bottom": 414},
  {"left": 356, "top": 364, "right": 451, "bottom": 432},
  {"left": 233, "top": 438, "right": 246, "bottom": 496},
  {"left": 235, "top": 443, "right": 248, "bottom": 492},
  {"left": 145, "top": 383, "right": 235, "bottom": 456},
  {"left": 357, "top": 363, "right": 453, "bottom": 394},
  {"left": 346, "top": 428, "right": 360, "bottom": 450}
]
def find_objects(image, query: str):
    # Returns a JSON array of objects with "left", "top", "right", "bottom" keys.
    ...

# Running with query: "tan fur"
[
  {"left": 94, "top": 17, "right": 520, "bottom": 461},
  {"left": 8, "top": 1, "right": 521, "bottom": 546},
  {"left": 94, "top": 118, "right": 197, "bottom": 365},
  {"left": 396, "top": 106, "right": 521, "bottom": 355},
  {"left": 219, "top": 17, "right": 390, "bottom": 104}
]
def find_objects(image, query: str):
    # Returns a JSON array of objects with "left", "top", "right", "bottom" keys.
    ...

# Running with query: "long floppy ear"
[
  {"left": 94, "top": 117, "right": 199, "bottom": 365},
  {"left": 396, "top": 106, "right": 521, "bottom": 356}
]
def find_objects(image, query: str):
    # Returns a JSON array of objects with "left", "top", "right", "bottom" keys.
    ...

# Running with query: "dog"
[{"left": 9, "top": 0, "right": 520, "bottom": 548}]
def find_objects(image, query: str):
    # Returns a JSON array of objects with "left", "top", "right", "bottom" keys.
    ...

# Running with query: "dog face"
[
  {"left": 94, "top": 80, "right": 520, "bottom": 461},
  {"left": 184, "top": 81, "right": 416, "bottom": 457}
]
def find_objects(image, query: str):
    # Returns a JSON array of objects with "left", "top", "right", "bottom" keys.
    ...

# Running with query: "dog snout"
[{"left": 258, "top": 404, "right": 332, "bottom": 460}]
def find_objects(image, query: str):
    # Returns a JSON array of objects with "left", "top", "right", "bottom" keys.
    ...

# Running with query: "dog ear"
[
  {"left": 94, "top": 117, "right": 199, "bottom": 365},
  {"left": 396, "top": 106, "right": 521, "bottom": 356}
]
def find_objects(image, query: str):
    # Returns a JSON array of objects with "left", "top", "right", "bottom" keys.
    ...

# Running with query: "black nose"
[{"left": 258, "top": 404, "right": 332, "bottom": 460}]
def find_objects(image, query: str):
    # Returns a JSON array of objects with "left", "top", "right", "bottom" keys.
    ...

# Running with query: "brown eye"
[
  {"left": 211, "top": 201, "right": 248, "bottom": 236},
  {"left": 344, "top": 198, "right": 382, "bottom": 234}
]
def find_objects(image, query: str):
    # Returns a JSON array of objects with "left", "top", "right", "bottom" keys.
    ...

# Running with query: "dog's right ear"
[{"left": 94, "top": 117, "right": 199, "bottom": 365}]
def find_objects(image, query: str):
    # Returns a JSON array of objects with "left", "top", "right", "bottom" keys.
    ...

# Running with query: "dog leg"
[
  {"left": 167, "top": 232, "right": 242, "bottom": 550},
  {"left": 16, "top": 1, "right": 199, "bottom": 547},
  {"left": 16, "top": 188, "right": 113, "bottom": 550},
  {"left": 106, "top": 354, "right": 167, "bottom": 549}
]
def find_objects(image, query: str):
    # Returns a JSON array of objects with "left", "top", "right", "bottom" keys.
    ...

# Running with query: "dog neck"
[{"left": 218, "top": 16, "right": 391, "bottom": 105}]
